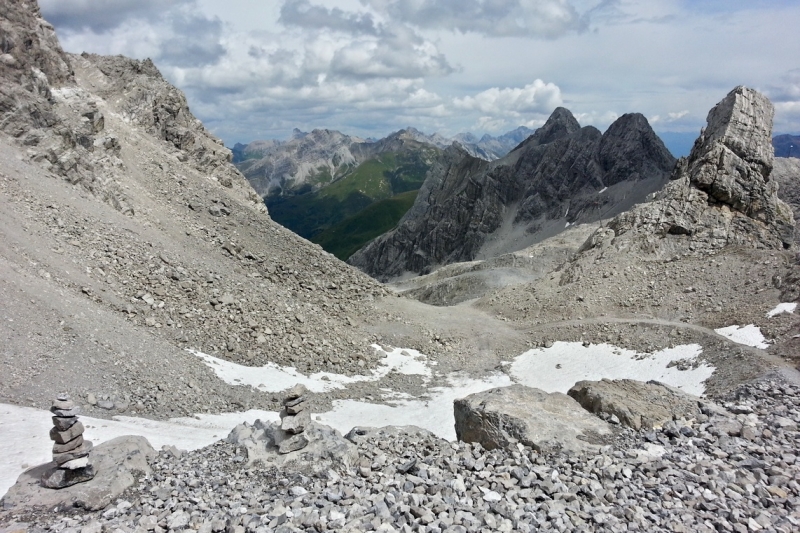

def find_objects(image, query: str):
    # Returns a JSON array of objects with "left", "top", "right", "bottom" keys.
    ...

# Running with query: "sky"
[{"left": 38, "top": 0, "right": 800, "bottom": 154}]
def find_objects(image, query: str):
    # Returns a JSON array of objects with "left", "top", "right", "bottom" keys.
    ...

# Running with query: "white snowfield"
[
  {"left": 714, "top": 325, "right": 770, "bottom": 349},
  {"left": 1, "top": 341, "right": 717, "bottom": 498},
  {"left": 189, "top": 345, "right": 433, "bottom": 393},
  {"left": 767, "top": 302, "right": 797, "bottom": 318}
]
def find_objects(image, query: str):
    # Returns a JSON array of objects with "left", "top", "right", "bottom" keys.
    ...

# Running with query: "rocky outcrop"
[
  {"left": 453, "top": 385, "right": 613, "bottom": 454},
  {"left": 0, "top": 0, "right": 264, "bottom": 216},
  {"left": 73, "top": 53, "right": 266, "bottom": 213},
  {"left": 1, "top": 436, "right": 156, "bottom": 513},
  {"left": 226, "top": 419, "right": 358, "bottom": 474},
  {"left": 571, "top": 87, "right": 795, "bottom": 267},
  {"left": 0, "top": 0, "right": 73, "bottom": 135},
  {"left": 567, "top": 379, "right": 702, "bottom": 430},
  {"left": 349, "top": 107, "right": 675, "bottom": 281}
]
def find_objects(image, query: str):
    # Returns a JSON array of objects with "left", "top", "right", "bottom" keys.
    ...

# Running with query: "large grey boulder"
[
  {"left": 575, "top": 87, "right": 794, "bottom": 264},
  {"left": 349, "top": 107, "right": 675, "bottom": 280},
  {"left": 1, "top": 436, "right": 156, "bottom": 513},
  {"left": 453, "top": 385, "right": 614, "bottom": 455},
  {"left": 227, "top": 419, "right": 358, "bottom": 473},
  {"left": 567, "top": 379, "right": 702, "bottom": 430}
]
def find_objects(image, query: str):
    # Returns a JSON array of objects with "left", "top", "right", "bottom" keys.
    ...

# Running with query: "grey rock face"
[
  {"left": 453, "top": 384, "right": 613, "bottom": 454},
  {"left": 567, "top": 379, "right": 701, "bottom": 430},
  {"left": 579, "top": 87, "right": 795, "bottom": 263},
  {"left": 349, "top": 107, "right": 675, "bottom": 280},
  {"left": 236, "top": 129, "right": 364, "bottom": 197}
]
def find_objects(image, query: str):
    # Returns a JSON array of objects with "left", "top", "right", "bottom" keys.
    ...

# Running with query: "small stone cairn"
[
  {"left": 278, "top": 384, "right": 311, "bottom": 454},
  {"left": 41, "top": 393, "right": 96, "bottom": 489}
]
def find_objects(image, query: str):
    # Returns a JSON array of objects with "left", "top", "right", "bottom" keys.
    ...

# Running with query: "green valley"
[{"left": 263, "top": 147, "right": 437, "bottom": 258}]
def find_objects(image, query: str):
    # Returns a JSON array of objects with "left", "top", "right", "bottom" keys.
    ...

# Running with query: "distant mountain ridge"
[
  {"left": 232, "top": 124, "right": 538, "bottom": 260},
  {"left": 233, "top": 124, "right": 537, "bottom": 199},
  {"left": 773, "top": 134, "right": 800, "bottom": 158},
  {"left": 348, "top": 108, "right": 677, "bottom": 280}
]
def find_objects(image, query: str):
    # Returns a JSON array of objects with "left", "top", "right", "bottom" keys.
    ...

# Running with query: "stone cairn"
[
  {"left": 41, "top": 393, "right": 96, "bottom": 489},
  {"left": 277, "top": 384, "right": 311, "bottom": 454}
]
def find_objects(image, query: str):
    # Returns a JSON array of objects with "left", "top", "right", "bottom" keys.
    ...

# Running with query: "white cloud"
[
  {"left": 38, "top": 0, "right": 191, "bottom": 32},
  {"left": 38, "top": 0, "right": 800, "bottom": 143},
  {"left": 362, "top": 0, "right": 600, "bottom": 38},
  {"left": 650, "top": 110, "right": 690, "bottom": 124},
  {"left": 454, "top": 80, "right": 563, "bottom": 115}
]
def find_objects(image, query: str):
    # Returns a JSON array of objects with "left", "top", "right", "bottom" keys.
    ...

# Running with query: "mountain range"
[{"left": 2, "top": 3, "right": 800, "bottom": 529}]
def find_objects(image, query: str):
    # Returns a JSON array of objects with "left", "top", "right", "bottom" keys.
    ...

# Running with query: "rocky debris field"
[{"left": 3, "top": 378, "right": 799, "bottom": 533}]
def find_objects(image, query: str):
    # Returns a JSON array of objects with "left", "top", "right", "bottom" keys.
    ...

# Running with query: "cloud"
[
  {"left": 280, "top": 0, "right": 380, "bottom": 35},
  {"left": 362, "top": 0, "right": 597, "bottom": 38},
  {"left": 158, "top": 13, "right": 227, "bottom": 68},
  {"left": 454, "top": 81, "right": 563, "bottom": 115},
  {"left": 649, "top": 110, "right": 690, "bottom": 124},
  {"left": 42, "top": 0, "right": 227, "bottom": 68},
  {"left": 38, "top": 0, "right": 191, "bottom": 33}
]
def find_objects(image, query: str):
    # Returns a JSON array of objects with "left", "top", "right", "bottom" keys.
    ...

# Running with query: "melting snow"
[
  {"left": 599, "top": 187, "right": 608, "bottom": 194},
  {"left": 767, "top": 302, "right": 797, "bottom": 318},
  {"left": 714, "top": 325, "right": 770, "bottom": 349},
  {"left": 189, "top": 345, "right": 432, "bottom": 393},
  {"left": 2, "top": 341, "right": 716, "bottom": 498},
  {"left": 509, "top": 342, "right": 713, "bottom": 397},
  {"left": 316, "top": 372, "right": 513, "bottom": 442}
]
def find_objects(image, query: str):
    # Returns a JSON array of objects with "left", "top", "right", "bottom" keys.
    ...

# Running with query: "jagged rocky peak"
[
  {"left": 349, "top": 105, "right": 675, "bottom": 281},
  {"left": 572, "top": 86, "right": 795, "bottom": 269},
  {"left": 597, "top": 113, "right": 677, "bottom": 186},
  {"left": 524, "top": 107, "right": 581, "bottom": 147}
]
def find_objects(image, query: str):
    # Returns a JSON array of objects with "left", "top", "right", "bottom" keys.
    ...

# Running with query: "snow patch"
[
  {"left": 2, "top": 341, "right": 716, "bottom": 498},
  {"left": 510, "top": 342, "right": 713, "bottom": 397},
  {"left": 315, "top": 372, "right": 513, "bottom": 442},
  {"left": 598, "top": 187, "right": 608, "bottom": 194},
  {"left": 189, "top": 345, "right": 432, "bottom": 393},
  {"left": 714, "top": 325, "right": 770, "bottom": 349},
  {"left": 767, "top": 302, "right": 797, "bottom": 318}
]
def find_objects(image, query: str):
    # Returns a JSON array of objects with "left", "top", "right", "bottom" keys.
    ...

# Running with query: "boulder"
[
  {"left": 453, "top": 385, "right": 614, "bottom": 455},
  {"left": 226, "top": 420, "right": 358, "bottom": 473},
  {"left": 567, "top": 379, "right": 702, "bottom": 430},
  {"left": 1, "top": 436, "right": 156, "bottom": 512}
]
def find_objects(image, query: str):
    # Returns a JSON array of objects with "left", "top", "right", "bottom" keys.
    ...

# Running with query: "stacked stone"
[
  {"left": 278, "top": 384, "right": 311, "bottom": 454},
  {"left": 41, "top": 393, "right": 96, "bottom": 489}
]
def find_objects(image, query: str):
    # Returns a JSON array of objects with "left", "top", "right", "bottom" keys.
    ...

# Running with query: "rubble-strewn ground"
[{"left": 4, "top": 379, "right": 799, "bottom": 533}]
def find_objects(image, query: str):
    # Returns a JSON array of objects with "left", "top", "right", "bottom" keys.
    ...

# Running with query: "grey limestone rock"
[
  {"left": 2, "top": 436, "right": 156, "bottom": 512},
  {"left": 453, "top": 384, "right": 614, "bottom": 454},
  {"left": 226, "top": 419, "right": 358, "bottom": 473},
  {"left": 577, "top": 86, "right": 795, "bottom": 264},
  {"left": 567, "top": 379, "right": 702, "bottom": 430}
]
